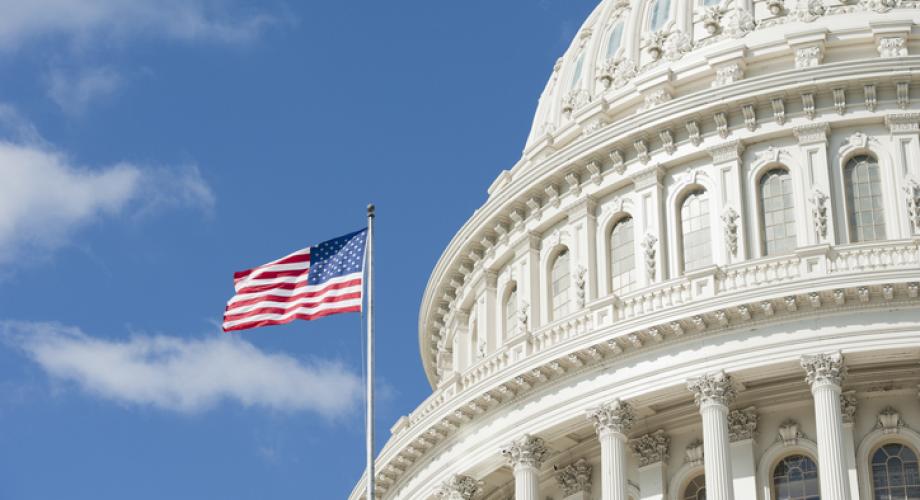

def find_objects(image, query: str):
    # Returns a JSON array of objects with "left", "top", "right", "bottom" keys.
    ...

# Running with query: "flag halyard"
[{"left": 222, "top": 228, "right": 368, "bottom": 332}]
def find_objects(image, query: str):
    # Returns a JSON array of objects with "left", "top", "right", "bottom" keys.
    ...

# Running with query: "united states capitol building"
[{"left": 350, "top": 0, "right": 920, "bottom": 497}]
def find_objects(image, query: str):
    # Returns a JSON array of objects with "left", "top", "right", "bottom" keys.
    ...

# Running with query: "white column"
[
  {"left": 502, "top": 434, "right": 548, "bottom": 500},
  {"left": 588, "top": 399, "right": 635, "bottom": 500},
  {"left": 630, "top": 430, "right": 671, "bottom": 500},
  {"left": 688, "top": 371, "right": 737, "bottom": 500},
  {"left": 435, "top": 474, "right": 483, "bottom": 500},
  {"left": 801, "top": 352, "right": 851, "bottom": 500}
]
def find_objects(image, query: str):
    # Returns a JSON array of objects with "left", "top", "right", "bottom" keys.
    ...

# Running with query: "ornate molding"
[
  {"left": 685, "top": 439, "right": 704, "bottom": 466},
  {"left": 779, "top": 419, "right": 803, "bottom": 446},
  {"left": 876, "top": 406, "right": 906, "bottom": 434},
  {"left": 555, "top": 458, "right": 593, "bottom": 496},
  {"left": 794, "top": 45, "right": 824, "bottom": 68},
  {"left": 642, "top": 233, "right": 658, "bottom": 282},
  {"left": 809, "top": 188, "right": 829, "bottom": 240},
  {"left": 793, "top": 122, "right": 829, "bottom": 144},
  {"left": 502, "top": 434, "right": 549, "bottom": 469},
  {"left": 708, "top": 140, "right": 745, "bottom": 163},
  {"left": 688, "top": 371, "right": 737, "bottom": 408},
  {"left": 841, "top": 391, "right": 857, "bottom": 424},
  {"left": 728, "top": 406, "right": 758, "bottom": 441},
  {"left": 722, "top": 207, "right": 740, "bottom": 257},
  {"left": 878, "top": 36, "right": 908, "bottom": 57},
  {"left": 801, "top": 351, "right": 846, "bottom": 388},
  {"left": 587, "top": 399, "right": 635, "bottom": 435},
  {"left": 630, "top": 430, "right": 671, "bottom": 467},
  {"left": 885, "top": 112, "right": 920, "bottom": 133}
]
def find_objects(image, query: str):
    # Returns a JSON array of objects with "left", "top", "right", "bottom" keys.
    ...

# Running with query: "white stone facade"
[{"left": 350, "top": 0, "right": 920, "bottom": 498}]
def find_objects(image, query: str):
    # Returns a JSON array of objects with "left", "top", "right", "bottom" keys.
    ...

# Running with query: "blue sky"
[{"left": 0, "top": 1, "right": 596, "bottom": 498}]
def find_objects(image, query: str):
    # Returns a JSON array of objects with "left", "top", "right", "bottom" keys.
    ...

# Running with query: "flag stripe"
[{"left": 222, "top": 229, "right": 367, "bottom": 332}]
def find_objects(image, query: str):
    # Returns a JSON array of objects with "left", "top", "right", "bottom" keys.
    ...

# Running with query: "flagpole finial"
[{"left": 367, "top": 204, "right": 375, "bottom": 218}]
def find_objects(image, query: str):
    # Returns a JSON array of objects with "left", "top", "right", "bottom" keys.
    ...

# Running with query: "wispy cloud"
[
  {"left": 3, "top": 321, "right": 362, "bottom": 417},
  {"left": 0, "top": 0, "right": 280, "bottom": 51},
  {"left": 0, "top": 109, "right": 215, "bottom": 265},
  {"left": 45, "top": 65, "right": 123, "bottom": 115}
]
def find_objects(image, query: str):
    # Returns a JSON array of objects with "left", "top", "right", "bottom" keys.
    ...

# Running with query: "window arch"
[
  {"left": 870, "top": 442, "right": 920, "bottom": 499},
  {"left": 648, "top": 0, "right": 672, "bottom": 31},
  {"left": 683, "top": 475, "right": 706, "bottom": 500},
  {"left": 680, "top": 188, "right": 712, "bottom": 272},
  {"left": 606, "top": 21, "right": 625, "bottom": 59},
  {"left": 759, "top": 168, "right": 797, "bottom": 256},
  {"left": 503, "top": 283, "right": 518, "bottom": 338},
  {"left": 610, "top": 216, "right": 636, "bottom": 294},
  {"left": 550, "top": 248, "right": 571, "bottom": 320},
  {"left": 844, "top": 154, "right": 886, "bottom": 242},
  {"left": 772, "top": 454, "right": 820, "bottom": 500}
]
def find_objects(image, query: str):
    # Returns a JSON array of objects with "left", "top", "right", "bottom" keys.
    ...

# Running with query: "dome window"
[
  {"left": 772, "top": 454, "right": 820, "bottom": 499},
  {"left": 870, "top": 443, "right": 920, "bottom": 499},
  {"left": 606, "top": 22, "right": 625, "bottom": 59},
  {"left": 610, "top": 216, "right": 636, "bottom": 294},
  {"left": 680, "top": 188, "right": 712, "bottom": 272},
  {"left": 550, "top": 248, "right": 571, "bottom": 320},
  {"left": 844, "top": 155, "right": 886, "bottom": 242},
  {"left": 759, "top": 168, "right": 797, "bottom": 256},
  {"left": 648, "top": 0, "right": 672, "bottom": 32}
]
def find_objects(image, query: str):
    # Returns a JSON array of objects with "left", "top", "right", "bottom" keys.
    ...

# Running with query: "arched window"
[
  {"left": 844, "top": 155, "right": 886, "bottom": 242},
  {"left": 683, "top": 475, "right": 706, "bottom": 500},
  {"left": 760, "top": 168, "right": 797, "bottom": 256},
  {"left": 550, "top": 249, "right": 570, "bottom": 320},
  {"left": 871, "top": 443, "right": 920, "bottom": 499},
  {"left": 648, "top": 0, "right": 671, "bottom": 31},
  {"left": 610, "top": 216, "right": 636, "bottom": 294},
  {"left": 702, "top": 0, "right": 719, "bottom": 6},
  {"left": 571, "top": 53, "right": 585, "bottom": 90},
  {"left": 504, "top": 283, "right": 518, "bottom": 337},
  {"left": 680, "top": 189, "right": 712, "bottom": 272},
  {"left": 772, "top": 455, "right": 820, "bottom": 500},
  {"left": 606, "top": 22, "right": 625, "bottom": 59}
]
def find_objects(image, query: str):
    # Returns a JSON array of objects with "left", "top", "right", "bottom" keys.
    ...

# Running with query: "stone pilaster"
[
  {"left": 687, "top": 371, "right": 736, "bottom": 500},
  {"left": 801, "top": 352, "right": 850, "bottom": 500},
  {"left": 555, "top": 458, "right": 593, "bottom": 499},
  {"left": 630, "top": 430, "right": 670, "bottom": 500},
  {"left": 502, "top": 434, "right": 549, "bottom": 500},
  {"left": 588, "top": 399, "right": 634, "bottom": 500},
  {"left": 435, "top": 475, "right": 483, "bottom": 500}
]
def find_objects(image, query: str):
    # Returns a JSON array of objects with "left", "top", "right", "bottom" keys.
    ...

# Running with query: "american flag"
[{"left": 222, "top": 229, "right": 367, "bottom": 332}]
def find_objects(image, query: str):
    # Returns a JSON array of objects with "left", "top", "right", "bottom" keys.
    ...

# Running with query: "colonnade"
[{"left": 438, "top": 352, "right": 851, "bottom": 500}]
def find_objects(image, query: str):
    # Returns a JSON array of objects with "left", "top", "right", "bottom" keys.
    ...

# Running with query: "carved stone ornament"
[
  {"left": 518, "top": 301, "right": 529, "bottom": 335},
  {"left": 779, "top": 419, "right": 803, "bottom": 446},
  {"left": 721, "top": 7, "right": 756, "bottom": 38},
  {"left": 642, "top": 31, "right": 669, "bottom": 60},
  {"left": 861, "top": 0, "right": 900, "bottom": 12},
  {"left": 587, "top": 399, "right": 635, "bottom": 435},
  {"left": 801, "top": 352, "right": 846, "bottom": 388},
  {"left": 712, "top": 63, "right": 744, "bottom": 87},
  {"left": 597, "top": 57, "right": 638, "bottom": 89},
  {"left": 795, "top": 45, "right": 824, "bottom": 68},
  {"left": 642, "top": 88, "right": 672, "bottom": 111},
  {"left": 788, "top": 0, "right": 825, "bottom": 22},
  {"left": 904, "top": 179, "right": 920, "bottom": 233},
  {"left": 685, "top": 439, "right": 705, "bottom": 466},
  {"left": 663, "top": 30, "right": 692, "bottom": 61},
  {"left": 502, "top": 434, "right": 549, "bottom": 469},
  {"left": 878, "top": 36, "right": 908, "bottom": 58},
  {"left": 575, "top": 266, "right": 587, "bottom": 308},
  {"left": 841, "top": 391, "right": 857, "bottom": 424},
  {"left": 767, "top": 0, "right": 785, "bottom": 15},
  {"left": 688, "top": 371, "right": 737, "bottom": 408},
  {"left": 435, "top": 475, "right": 484, "bottom": 500},
  {"left": 728, "top": 407, "right": 758, "bottom": 441},
  {"left": 697, "top": 5, "right": 725, "bottom": 35},
  {"left": 562, "top": 89, "right": 592, "bottom": 117},
  {"left": 722, "top": 206, "right": 740, "bottom": 256},
  {"left": 877, "top": 407, "right": 905, "bottom": 434},
  {"left": 642, "top": 233, "right": 658, "bottom": 281},
  {"left": 630, "top": 430, "right": 671, "bottom": 466},
  {"left": 555, "top": 458, "right": 593, "bottom": 496},
  {"left": 809, "top": 188, "right": 829, "bottom": 240}
]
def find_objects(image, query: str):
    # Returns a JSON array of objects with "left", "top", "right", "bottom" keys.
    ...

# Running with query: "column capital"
[
  {"left": 801, "top": 351, "right": 846, "bottom": 389},
  {"left": 687, "top": 371, "right": 737, "bottom": 408},
  {"left": 587, "top": 399, "right": 635, "bottom": 436},
  {"left": 727, "top": 406, "right": 758, "bottom": 442},
  {"left": 435, "top": 475, "right": 483, "bottom": 500},
  {"left": 554, "top": 458, "right": 593, "bottom": 496},
  {"left": 629, "top": 430, "right": 671, "bottom": 467},
  {"left": 502, "top": 434, "right": 549, "bottom": 469}
]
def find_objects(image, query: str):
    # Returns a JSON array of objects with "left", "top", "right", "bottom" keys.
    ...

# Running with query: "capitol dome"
[{"left": 353, "top": 0, "right": 920, "bottom": 498}]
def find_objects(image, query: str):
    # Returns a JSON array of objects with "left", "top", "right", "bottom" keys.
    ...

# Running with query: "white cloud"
[
  {"left": 0, "top": 109, "right": 215, "bottom": 264},
  {"left": 0, "top": 0, "right": 279, "bottom": 51},
  {"left": 3, "top": 321, "right": 363, "bottom": 417},
  {"left": 46, "top": 65, "right": 123, "bottom": 115}
]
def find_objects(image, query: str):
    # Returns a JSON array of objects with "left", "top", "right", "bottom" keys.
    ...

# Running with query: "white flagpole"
[{"left": 365, "top": 204, "right": 376, "bottom": 500}]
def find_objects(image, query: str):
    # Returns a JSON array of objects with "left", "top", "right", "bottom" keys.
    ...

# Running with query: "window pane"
[
  {"left": 607, "top": 22, "right": 624, "bottom": 58},
  {"left": 873, "top": 444, "right": 920, "bottom": 500},
  {"left": 551, "top": 249, "right": 570, "bottom": 320},
  {"left": 760, "top": 168, "right": 798, "bottom": 255},
  {"left": 683, "top": 475, "right": 706, "bottom": 500},
  {"left": 610, "top": 216, "right": 636, "bottom": 294},
  {"left": 681, "top": 189, "right": 712, "bottom": 272},
  {"left": 571, "top": 54, "right": 584, "bottom": 90},
  {"left": 773, "top": 455, "right": 820, "bottom": 500},
  {"left": 649, "top": 0, "right": 671, "bottom": 31},
  {"left": 845, "top": 155, "right": 886, "bottom": 242}
]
